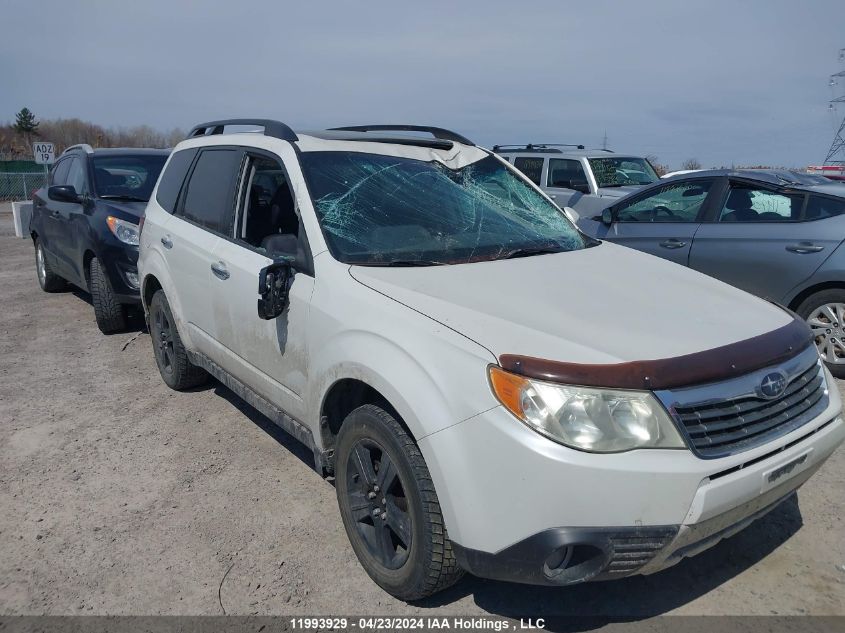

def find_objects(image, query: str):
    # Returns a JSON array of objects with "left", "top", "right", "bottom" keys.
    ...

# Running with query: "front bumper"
[
  {"left": 98, "top": 240, "right": 141, "bottom": 303},
  {"left": 419, "top": 392, "right": 843, "bottom": 585}
]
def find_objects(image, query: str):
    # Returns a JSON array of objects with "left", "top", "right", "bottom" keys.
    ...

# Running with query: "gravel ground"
[{"left": 0, "top": 205, "right": 843, "bottom": 620}]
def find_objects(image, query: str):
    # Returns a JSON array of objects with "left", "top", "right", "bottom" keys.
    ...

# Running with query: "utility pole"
[{"left": 824, "top": 48, "right": 845, "bottom": 168}]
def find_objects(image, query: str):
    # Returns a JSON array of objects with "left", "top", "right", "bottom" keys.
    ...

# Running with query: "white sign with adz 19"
[{"left": 33, "top": 142, "right": 55, "bottom": 165}]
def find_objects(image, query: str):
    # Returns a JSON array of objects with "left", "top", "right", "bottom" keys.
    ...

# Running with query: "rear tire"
[
  {"left": 335, "top": 404, "right": 463, "bottom": 600},
  {"left": 89, "top": 257, "right": 127, "bottom": 334},
  {"left": 149, "top": 290, "right": 208, "bottom": 390},
  {"left": 34, "top": 239, "right": 66, "bottom": 292},
  {"left": 796, "top": 289, "right": 845, "bottom": 379}
]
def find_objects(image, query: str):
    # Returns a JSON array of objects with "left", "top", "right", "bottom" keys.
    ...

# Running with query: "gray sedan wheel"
[{"left": 797, "top": 290, "right": 845, "bottom": 379}]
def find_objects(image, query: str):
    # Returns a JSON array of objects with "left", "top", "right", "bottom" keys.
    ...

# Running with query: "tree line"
[{"left": 1, "top": 107, "right": 184, "bottom": 160}]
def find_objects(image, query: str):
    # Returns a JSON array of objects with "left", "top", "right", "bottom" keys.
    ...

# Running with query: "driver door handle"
[
  {"left": 786, "top": 242, "right": 824, "bottom": 254},
  {"left": 211, "top": 261, "right": 230, "bottom": 280},
  {"left": 659, "top": 239, "right": 687, "bottom": 249}
]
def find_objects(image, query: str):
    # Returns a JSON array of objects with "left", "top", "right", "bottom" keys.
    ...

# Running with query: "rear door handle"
[
  {"left": 659, "top": 239, "right": 687, "bottom": 249},
  {"left": 210, "top": 261, "right": 230, "bottom": 280},
  {"left": 160, "top": 235, "right": 173, "bottom": 249},
  {"left": 786, "top": 242, "right": 824, "bottom": 254}
]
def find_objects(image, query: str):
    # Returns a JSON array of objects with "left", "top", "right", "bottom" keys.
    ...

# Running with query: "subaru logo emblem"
[{"left": 759, "top": 371, "right": 787, "bottom": 399}]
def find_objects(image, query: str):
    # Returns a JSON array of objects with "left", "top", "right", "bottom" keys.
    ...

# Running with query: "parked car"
[
  {"left": 493, "top": 143, "right": 659, "bottom": 217},
  {"left": 30, "top": 145, "right": 169, "bottom": 333},
  {"left": 139, "top": 120, "right": 843, "bottom": 600},
  {"left": 576, "top": 169, "right": 845, "bottom": 377}
]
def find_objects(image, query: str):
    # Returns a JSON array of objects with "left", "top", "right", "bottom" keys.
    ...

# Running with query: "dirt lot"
[{"left": 0, "top": 205, "right": 844, "bottom": 620}]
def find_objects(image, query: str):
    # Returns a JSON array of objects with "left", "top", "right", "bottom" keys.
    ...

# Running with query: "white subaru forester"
[{"left": 138, "top": 119, "right": 844, "bottom": 600}]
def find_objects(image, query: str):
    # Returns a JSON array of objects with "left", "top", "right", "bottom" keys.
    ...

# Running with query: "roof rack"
[
  {"left": 492, "top": 143, "right": 586, "bottom": 153},
  {"left": 187, "top": 119, "right": 298, "bottom": 142},
  {"left": 329, "top": 125, "right": 474, "bottom": 146},
  {"left": 62, "top": 143, "right": 94, "bottom": 155}
]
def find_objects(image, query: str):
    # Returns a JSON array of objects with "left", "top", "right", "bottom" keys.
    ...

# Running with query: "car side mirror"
[
  {"left": 257, "top": 258, "right": 293, "bottom": 320},
  {"left": 571, "top": 181, "right": 591, "bottom": 194},
  {"left": 48, "top": 185, "right": 80, "bottom": 203},
  {"left": 601, "top": 208, "right": 614, "bottom": 225}
]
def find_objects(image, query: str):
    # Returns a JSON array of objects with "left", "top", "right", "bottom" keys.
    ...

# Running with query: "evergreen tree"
[{"left": 13, "top": 107, "right": 39, "bottom": 133}]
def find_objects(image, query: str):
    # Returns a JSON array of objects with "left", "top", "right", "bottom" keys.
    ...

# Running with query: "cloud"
[{"left": 1, "top": 0, "right": 843, "bottom": 168}]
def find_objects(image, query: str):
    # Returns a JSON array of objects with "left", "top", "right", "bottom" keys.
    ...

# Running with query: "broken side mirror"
[
  {"left": 257, "top": 258, "right": 293, "bottom": 320},
  {"left": 601, "top": 207, "right": 614, "bottom": 225}
]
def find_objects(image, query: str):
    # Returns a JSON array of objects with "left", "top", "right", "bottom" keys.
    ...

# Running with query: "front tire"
[
  {"left": 89, "top": 257, "right": 127, "bottom": 334},
  {"left": 335, "top": 404, "right": 463, "bottom": 600},
  {"left": 797, "top": 289, "right": 845, "bottom": 379},
  {"left": 34, "top": 239, "right": 66, "bottom": 292},
  {"left": 149, "top": 290, "right": 208, "bottom": 390}
]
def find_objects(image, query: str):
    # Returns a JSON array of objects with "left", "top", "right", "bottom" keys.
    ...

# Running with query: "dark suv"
[{"left": 30, "top": 144, "right": 169, "bottom": 333}]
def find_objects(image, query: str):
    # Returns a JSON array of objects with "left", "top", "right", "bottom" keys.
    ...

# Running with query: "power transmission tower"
[{"left": 824, "top": 48, "right": 845, "bottom": 167}]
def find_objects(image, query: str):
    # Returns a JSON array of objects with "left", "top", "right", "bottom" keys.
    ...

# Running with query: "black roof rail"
[
  {"left": 492, "top": 143, "right": 586, "bottom": 152},
  {"left": 187, "top": 119, "right": 298, "bottom": 142},
  {"left": 329, "top": 125, "right": 474, "bottom": 146}
]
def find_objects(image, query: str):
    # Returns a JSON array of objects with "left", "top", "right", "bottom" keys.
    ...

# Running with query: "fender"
[{"left": 308, "top": 328, "right": 497, "bottom": 446}]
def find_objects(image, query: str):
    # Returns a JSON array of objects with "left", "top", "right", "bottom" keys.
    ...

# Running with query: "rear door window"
[
  {"left": 718, "top": 184, "right": 804, "bottom": 222},
  {"left": 179, "top": 149, "right": 242, "bottom": 235},
  {"left": 156, "top": 148, "right": 197, "bottom": 213},
  {"left": 512, "top": 157, "right": 544, "bottom": 186}
]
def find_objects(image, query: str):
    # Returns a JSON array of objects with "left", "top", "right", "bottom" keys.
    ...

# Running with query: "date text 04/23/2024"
[{"left": 289, "top": 617, "right": 546, "bottom": 630}]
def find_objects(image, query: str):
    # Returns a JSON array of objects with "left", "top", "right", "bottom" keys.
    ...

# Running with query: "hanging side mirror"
[
  {"left": 257, "top": 258, "right": 293, "bottom": 320},
  {"left": 601, "top": 207, "right": 614, "bottom": 225}
]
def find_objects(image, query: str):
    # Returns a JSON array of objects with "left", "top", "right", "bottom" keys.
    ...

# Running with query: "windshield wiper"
[
  {"left": 365, "top": 259, "right": 446, "bottom": 267},
  {"left": 498, "top": 247, "right": 563, "bottom": 260},
  {"left": 99, "top": 194, "right": 148, "bottom": 202}
]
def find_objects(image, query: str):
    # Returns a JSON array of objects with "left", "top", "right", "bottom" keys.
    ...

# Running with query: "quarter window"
[
  {"left": 718, "top": 185, "right": 804, "bottom": 222},
  {"left": 805, "top": 195, "right": 845, "bottom": 220},
  {"left": 513, "top": 157, "right": 544, "bottom": 186},
  {"left": 616, "top": 180, "right": 713, "bottom": 223},
  {"left": 180, "top": 149, "right": 242, "bottom": 234},
  {"left": 547, "top": 159, "right": 588, "bottom": 189}
]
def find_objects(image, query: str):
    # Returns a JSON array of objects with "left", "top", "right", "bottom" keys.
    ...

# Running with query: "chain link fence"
[{"left": 0, "top": 172, "right": 48, "bottom": 201}]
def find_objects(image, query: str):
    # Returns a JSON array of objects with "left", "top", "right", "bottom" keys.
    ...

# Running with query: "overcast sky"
[{"left": 3, "top": 1, "right": 844, "bottom": 168}]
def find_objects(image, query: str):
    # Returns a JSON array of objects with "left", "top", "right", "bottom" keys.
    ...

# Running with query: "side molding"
[{"left": 187, "top": 351, "right": 329, "bottom": 475}]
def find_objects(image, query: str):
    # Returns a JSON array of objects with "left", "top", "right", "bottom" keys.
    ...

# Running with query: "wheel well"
[
  {"left": 788, "top": 282, "right": 845, "bottom": 313},
  {"left": 82, "top": 250, "right": 96, "bottom": 283},
  {"left": 319, "top": 379, "right": 406, "bottom": 470},
  {"left": 142, "top": 274, "right": 162, "bottom": 310}
]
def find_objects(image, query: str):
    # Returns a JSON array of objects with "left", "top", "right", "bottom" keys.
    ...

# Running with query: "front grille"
[{"left": 672, "top": 362, "right": 827, "bottom": 458}]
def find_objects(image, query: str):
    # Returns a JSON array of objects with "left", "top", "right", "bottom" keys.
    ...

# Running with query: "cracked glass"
[{"left": 300, "top": 152, "right": 591, "bottom": 265}]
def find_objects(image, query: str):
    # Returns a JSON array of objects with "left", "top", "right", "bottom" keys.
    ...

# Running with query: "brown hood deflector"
[{"left": 499, "top": 314, "right": 814, "bottom": 390}]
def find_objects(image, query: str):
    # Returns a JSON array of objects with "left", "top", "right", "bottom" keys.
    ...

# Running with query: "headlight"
[
  {"left": 106, "top": 216, "right": 139, "bottom": 246},
  {"left": 488, "top": 366, "right": 685, "bottom": 452}
]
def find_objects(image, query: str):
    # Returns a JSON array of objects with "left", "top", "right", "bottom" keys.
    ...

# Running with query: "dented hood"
[{"left": 349, "top": 241, "right": 792, "bottom": 365}]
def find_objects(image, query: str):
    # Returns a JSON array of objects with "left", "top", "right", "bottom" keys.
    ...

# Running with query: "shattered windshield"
[
  {"left": 589, "top": 157, "right": 659, "bottom": 188},
  {"left": 299, "top": 152, "right": 589, "bottom": 265}
]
